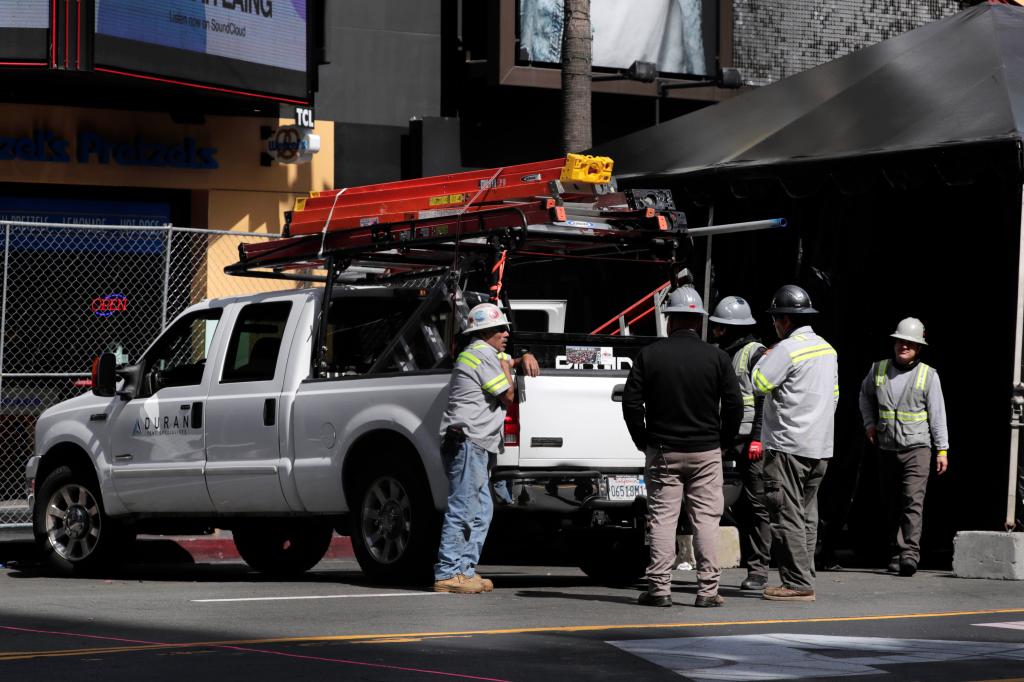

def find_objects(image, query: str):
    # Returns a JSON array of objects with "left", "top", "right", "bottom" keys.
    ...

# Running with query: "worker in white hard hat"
[
  {"left": 622, "top": 286, "right": 743, "bottom": 608},
  {"left": 858, "top": 317, "right": 949, "bottom": 577},
  {"left": 709, "top": 295, "right": 770, "bottom": 592},
  {"left": 434, "top": 302, "right": 539, "bottom": 594}
]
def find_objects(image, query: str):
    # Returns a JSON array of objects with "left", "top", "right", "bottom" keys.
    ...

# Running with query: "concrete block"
[
  {"left": 953, "top": 531, "right": 1024, "bottom": 580},
  {"left": 676, "top": 526, "right": 741, "bottom": 570}
]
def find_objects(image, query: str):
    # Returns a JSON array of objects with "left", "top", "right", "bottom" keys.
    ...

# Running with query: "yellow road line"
[{"left": 3, "top": 606, "right": 1024, "bottom": 662}]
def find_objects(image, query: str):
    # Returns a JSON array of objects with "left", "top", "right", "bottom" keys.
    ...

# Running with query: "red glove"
[{"left": 748, "top": 440, "right": 763, "bottom": 461}]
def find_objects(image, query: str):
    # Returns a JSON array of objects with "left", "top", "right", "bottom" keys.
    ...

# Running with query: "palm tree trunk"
[{"left": 561, "top": 0, "right": 592, "bottom": 154}]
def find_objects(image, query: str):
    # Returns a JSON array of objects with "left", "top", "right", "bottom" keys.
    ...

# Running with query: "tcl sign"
[{"left": 92, "top": 293, "right": 128, "bottom": 317}]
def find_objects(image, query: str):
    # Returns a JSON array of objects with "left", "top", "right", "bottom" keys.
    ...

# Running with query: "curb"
[
  {"left": 168, "top": 533, "right": 355, "bottom": 563},
  {"left": 0, "top": 533, "right": 355, "bottom": 565}
]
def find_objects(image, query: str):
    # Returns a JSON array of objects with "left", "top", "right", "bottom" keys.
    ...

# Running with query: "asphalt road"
[{"left": 2, "top": 549, "right": 1024, "bottom": 681}]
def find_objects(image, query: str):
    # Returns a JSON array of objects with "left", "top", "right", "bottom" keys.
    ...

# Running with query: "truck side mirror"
[{"left": 91, "top": 353, "right": 117, "bottom": 397}]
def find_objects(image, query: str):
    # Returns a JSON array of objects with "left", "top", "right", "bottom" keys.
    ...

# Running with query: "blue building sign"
[{"left": 0, "top": 130, "right": 218, "bottom": 169}]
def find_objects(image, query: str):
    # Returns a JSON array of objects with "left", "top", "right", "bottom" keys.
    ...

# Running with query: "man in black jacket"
[{"left": 623, "top": 287, "right": 744, "bottom": 608}]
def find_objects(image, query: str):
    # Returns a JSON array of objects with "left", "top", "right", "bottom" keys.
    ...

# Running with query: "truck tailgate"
[{"left": 515, "top": 373, "right": 640, "bottom": 469}]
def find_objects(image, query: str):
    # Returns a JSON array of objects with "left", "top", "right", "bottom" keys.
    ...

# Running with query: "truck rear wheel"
[
  {"left": 232, "top": 522, "right": 334, "bottom": 577},
  {"left": 350, "top": 457, "right": 438, "bottom": 584},
  {"left": 33, "top": 464, "right": 134, "bottom": 575}
]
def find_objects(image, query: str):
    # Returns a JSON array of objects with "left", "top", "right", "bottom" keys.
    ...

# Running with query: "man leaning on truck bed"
[{"left": 433, "top": 302, "right": 540, "bottom": 594}]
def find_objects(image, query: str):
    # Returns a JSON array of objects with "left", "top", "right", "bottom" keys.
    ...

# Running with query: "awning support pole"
[
  {"left": 1007, "top": 188, "right": 1024, "bottom": 529},
  {"left": 701, "top": 206, "right": 714, "bottom": 341}
]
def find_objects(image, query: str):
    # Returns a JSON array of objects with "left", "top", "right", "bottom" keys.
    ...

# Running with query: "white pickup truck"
[{"left": 26, "top": 275, "right": 741, "bottom": 581}]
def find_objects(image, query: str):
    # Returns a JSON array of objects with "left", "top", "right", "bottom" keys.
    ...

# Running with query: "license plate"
[{"left": 605, "top": 475, "right": 646, "bottom": 501}]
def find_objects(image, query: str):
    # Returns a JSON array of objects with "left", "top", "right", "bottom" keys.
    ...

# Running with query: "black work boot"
[
  {"left": 899, "top": 559, "right": 917, "bottom": 577},
  {"left": 637, "top": 592, "right": 673, "bottom": 607},
  {"left": 694, "top": 594, "right": 725, "bottom": 608},
  {"left": 741, "top": 574, "right": 767, "bottom": 591}
]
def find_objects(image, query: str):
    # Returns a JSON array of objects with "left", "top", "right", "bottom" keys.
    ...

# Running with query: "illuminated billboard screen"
[
  {"left": 518, "top": 0, "right": 718, "bottom": 78},
  {"left": 0, "top": 0, "right": 50, "bottom": 61},
  {"left": 94, "top": 0, "right": 309, "bottom": 99}
]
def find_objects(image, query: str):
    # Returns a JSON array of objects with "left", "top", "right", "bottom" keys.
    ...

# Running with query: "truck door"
[
  {"left": 203, "top": 298, "right": 296, "bottom": 512},
  {"left": 109, "top": 307, "right": 223, "bottom": 513}
]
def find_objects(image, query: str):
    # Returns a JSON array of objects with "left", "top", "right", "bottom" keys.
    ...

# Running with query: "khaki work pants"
[
  {"left": 764, "top": 449, "right": 828, "bottom": 592},
  {"left": 644, "top": 447, "right": 724, "bottom": 598},
  {"left": 880, "top": 446, "right": 931, "bottom": 566}
]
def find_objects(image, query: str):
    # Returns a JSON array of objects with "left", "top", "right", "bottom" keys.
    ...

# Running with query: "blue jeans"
[{"left": 434, "top": 439, "right": 494, "bottom": 581}]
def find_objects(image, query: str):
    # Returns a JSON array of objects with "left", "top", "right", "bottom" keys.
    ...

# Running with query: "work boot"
[
  {"left": 694, "top": 594, "right": 725, "bottom": 608},
  {"left": 887, "top": 558, "right": 900, "bottom": 573},
  {"left": 763, "top": 586, "right": 816, "bottom": 602},
  {"left": 899, "top": 559, "right": 917, "bottom": 577},
  {"left": 472, "top": 574, "right": 494, "bottom": 592},
  {"left": 433, "top": 574, "right": 485, "bottom": 594},
  {"left": 637, "top": 592, "right": 673, "bottom": 607},
  {"left": 741, "top": 574, "right": 767, "bottom": 591}
]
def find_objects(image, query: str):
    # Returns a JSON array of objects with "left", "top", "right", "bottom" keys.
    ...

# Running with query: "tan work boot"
[
  {"left": 433, "top": 574, "right": 485, "bottom": 594},
  {"left": 474, "top": 574, "right": 494, "bottom": 592},
  {"left": 763, "top": 585, "right": 816, "bottom": 602}
]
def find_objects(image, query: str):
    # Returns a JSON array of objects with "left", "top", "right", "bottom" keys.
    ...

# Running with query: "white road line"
[
  {"left": 974, "top": 621, "right": 1024, "bottom": 631},
  {"left": 192, "top": 592, "right": 448, "bottom": 604}
]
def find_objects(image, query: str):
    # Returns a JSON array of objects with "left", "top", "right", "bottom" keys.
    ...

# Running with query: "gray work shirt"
[
  {"left": 858, "top": 359, "right": 949, "bottom": 451},
  {"left": 751, "top": 325, "right": 839, "bottom": 460},
  {"left": 438, "top": 340, "right": 512, "bottom": 454}
]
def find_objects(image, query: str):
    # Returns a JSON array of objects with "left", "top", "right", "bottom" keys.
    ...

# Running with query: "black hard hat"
[{"left": 767, "top": 285, "right": 818, "bottom": 314}]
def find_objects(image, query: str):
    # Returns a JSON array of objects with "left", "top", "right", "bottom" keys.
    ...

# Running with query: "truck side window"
[
  {"left": 375, "top": 295, "right": 454, "bottom": 374},
  {"left": 221, "top": 301, "right": 292, "bottom": 383},
  {"left": 323, "top": 297, "right": 420, "bottom": 376},
  {"left": 143, "top": 309, "right": 222, "bottom": 392}
]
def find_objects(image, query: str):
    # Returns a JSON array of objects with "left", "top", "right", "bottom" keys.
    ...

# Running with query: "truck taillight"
[{"left": 504, "top": 400, "right": 520, "bottom": 447}]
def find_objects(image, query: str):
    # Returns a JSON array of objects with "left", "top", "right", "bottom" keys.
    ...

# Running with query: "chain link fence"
[{"left": 0, "top": 221, "right": 292, "bottom": 527}]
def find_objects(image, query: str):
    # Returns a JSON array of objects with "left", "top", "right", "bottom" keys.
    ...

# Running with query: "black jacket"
[{"left": 622, "top": 328, "right": 744, "bottom": 452}]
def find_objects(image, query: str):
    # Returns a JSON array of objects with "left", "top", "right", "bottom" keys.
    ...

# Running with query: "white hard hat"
[
  {"left": 709, "top": 295, "right": 757, "bottom": 326},
  {"left": 891, "top": 317, "right": 927, "bottom": 345},
  {"left": 662, "top": 287, "right": 707, "bottom": 315},
  {"left": 464, "top": 302, "right": 511, "bottom": 334}
]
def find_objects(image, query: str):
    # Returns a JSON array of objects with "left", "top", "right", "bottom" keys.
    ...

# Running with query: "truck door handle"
[
  {"left": 263, "top": 398, "right": 276, "bottom": 426},
  {"left": 611, "top": 384, "right": 625, "bottom": 402},
  {"left": 191, "top": 402, "right": 203, "bottom": 429}
]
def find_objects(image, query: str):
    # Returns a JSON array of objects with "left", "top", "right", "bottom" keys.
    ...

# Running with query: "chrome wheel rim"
[
  {"left": 360, "top": 476, "right": 411, "bottom": 565},
  {"left": 44, "top": 483, "right": 101, "bottom": 562}
]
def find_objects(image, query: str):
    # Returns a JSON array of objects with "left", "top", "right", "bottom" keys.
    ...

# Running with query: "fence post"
[
  {"left": 161, "top": 226, "right": 173, "bottom": 329},
  {"left": 0, "top": 223, "right": 11, "bottom": 409}
]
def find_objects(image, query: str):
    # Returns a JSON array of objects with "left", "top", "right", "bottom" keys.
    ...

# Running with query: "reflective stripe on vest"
[
  {"left": 738, "top": 341, "right": 760, "bottom": 406},
  {"left": 915, "top": 364, "right": 930, "bottom": 391},
  {"left": 878, "top": 409, "right": 929, "bottom": 423},
  {"left": 875, "top": 359, "right": 889, "bottom": 387},
  {"left": 789, "top": 343, "right": 836, "bottom": 364}
]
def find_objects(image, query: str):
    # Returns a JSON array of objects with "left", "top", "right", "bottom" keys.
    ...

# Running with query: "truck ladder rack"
[
  {"left": 226, "top": 198, "right": 687, "bottom": 281},
  {"left": 225, "top": 154, "right": 787, "bottom": 284}
]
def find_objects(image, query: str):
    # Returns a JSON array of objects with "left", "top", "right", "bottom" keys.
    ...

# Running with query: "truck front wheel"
[
  {"left": 33, "top": 464, "right": 134, "bottom": 575},
  {"left": 350, "top": 458, "right": 438, "bottom": 584},
  {"left": 232, "top": 522, "right": 334, "bottom": 577}
]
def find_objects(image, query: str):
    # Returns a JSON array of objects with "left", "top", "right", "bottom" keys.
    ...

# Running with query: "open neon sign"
[{"left": 92, "top": 293, "right": 128, "bottom": 317}]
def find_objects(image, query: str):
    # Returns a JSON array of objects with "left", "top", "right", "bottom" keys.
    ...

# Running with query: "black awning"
[{"left": 593, "top": 4, "right": 1024, "bottom": 180}]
